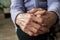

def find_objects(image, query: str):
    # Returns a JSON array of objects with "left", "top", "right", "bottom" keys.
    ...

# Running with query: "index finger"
[{"left": 27, "top": 8, "right": 38, "bottom": 14}]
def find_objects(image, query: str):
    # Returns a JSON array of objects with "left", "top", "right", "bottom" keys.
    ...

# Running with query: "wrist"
[{"left": 49, "top": 11, "right": 58, "bottom": 25}]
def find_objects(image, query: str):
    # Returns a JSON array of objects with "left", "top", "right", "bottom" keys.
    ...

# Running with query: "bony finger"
[
  {"left": 24, "top": 29, "right": 33, "bottom": 36},
  {"left": 16, "top": 19, "right": 25, "bottom": 28},
  {"left": 33, "top": 33, "right": 39, "bottom": 36},
  {"left": 27, "top": 8, "right": 38, "bottom": 14},
  {"left": 40, "top": 27, "right": 49, "bottom": 33},
  {"left": 32, "top": 17, "right": 44, "bottom": 24},
  {"left": 38, "top": 30, "right": 45, "bottom": 34},
  {"left": 36, "top": 15, "right": 41, "bottom": 18},
  {"left": 28, "top": 26, "right": 38, "bottom": 34},
  {"left": 34, "top": 10, "right": 46, "bottom": 16},
  {"left": 27, "top": 8, "right": 44, "bottom": 14},
  {"left": 31, "top": 21, "right": 40, "bottom": 30}
]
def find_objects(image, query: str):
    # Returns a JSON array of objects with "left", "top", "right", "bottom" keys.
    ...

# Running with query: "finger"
[
  {"left": 24, "top": 28, "right": 33, "bottom": 36},
  {"left": 31, "top": 21, "right": 40, "bottom": 30},
  {"left": 27, "top": 8, "right": 38, "bottom": 14},
  {"left": 32, "top": 17, "right": 44, "bottom": 24},
  {"left": 16, "top": 19, "right": 24, "bottom": 27},
  {"left": 32, "top": 16, "right": 48, "bottom": 27},
  {"left": 37, "top": 8, "right": 44, "bottom": 11},
  {"left": 39, "top": 27, "right": 49, "bottom": 33},
  {"left": 38, "top": 30, "right": 45, "bottom": 34},
  {"left": 27, "top": 26, "right": 38, "bottom": 34},
  {"left": 34, "top": 10, "right": 46, "bottom": 16},
  {"left": 40, "top": 18, "right": 49, "bottom": 28},
  {"left": 18, "top": 13, "right": 31, "bottom": 19},
  {"left": 17, "top": 18, "right": 31, "bottom": 27},
  {"left": 33, "top": 33, "right": 39, "bottom": 36}
]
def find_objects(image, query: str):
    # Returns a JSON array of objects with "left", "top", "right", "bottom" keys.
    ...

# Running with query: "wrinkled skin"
[{"left": 16, "top": 8, "right": 57, "bottom": 36}]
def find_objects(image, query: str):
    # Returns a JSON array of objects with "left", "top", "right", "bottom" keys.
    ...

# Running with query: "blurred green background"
[
  {"left": 0, "top": 0, "right": 10, "bottom": 7},
  {"left": 0, "top": 0, "right": 10, "bottom": 13}
]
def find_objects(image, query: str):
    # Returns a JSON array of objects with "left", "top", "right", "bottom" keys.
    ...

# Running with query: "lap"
[{"left": 16, "top": 28, "right": 48, "bottom": 40}]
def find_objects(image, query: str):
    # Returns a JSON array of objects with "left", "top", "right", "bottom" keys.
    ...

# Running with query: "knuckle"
[
  {"left": 33, "top": 34, "right": 38, "bottom": 36},
  {"left": 35, "top": 30, "right": 37, "bottom": 33},
  {"left": 40, "top": 17, "right": 44, "bottom": 23},
  {"left": 29, "top": 34, "right": 33, "bottom": 36},
  {"left": 24, "top": 29, "right": 33, "bottom": 36},
  {"left": 28, "top": 32, "right": 33, "bottom": 36},
  {"left": 35, "top": 25, "right": 40, "bottom": 30},
  {"left": 37, "top": 27, "right": 40, "bottom": 30},
  {"left": 35, "top": 29, "right": 39, "bottom": 33}
]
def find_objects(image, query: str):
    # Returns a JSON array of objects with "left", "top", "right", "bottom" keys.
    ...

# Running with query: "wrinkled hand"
[
  {"left": 16, "top": 13, "right": 42, "bottom": 36},
  {"left": 16, "top": 8, "right": 57, "bottom": 36},
  {"left": 27, "top": 8, "right": 57, "bottom": 35}
]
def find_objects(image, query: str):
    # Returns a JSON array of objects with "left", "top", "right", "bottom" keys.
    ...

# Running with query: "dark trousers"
[{"left": 16, "top": 28, "right": 49, "bottom": 40}]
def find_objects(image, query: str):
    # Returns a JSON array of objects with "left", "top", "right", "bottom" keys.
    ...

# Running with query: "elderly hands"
[{"left": 16, "top": 8, "right": 57, "bottom": 36}]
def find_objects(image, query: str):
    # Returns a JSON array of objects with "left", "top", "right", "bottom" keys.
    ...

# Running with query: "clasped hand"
[{"left": 16, "top": 8, "right": 57, "bottom": 36}]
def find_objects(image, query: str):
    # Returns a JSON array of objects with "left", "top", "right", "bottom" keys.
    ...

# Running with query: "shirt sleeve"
[
  {"left": 10, "top": 0, "right": 25, "bottom": 24},
  {"left": 47, "top": 0, "right": 60, "bottom": 25}
]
